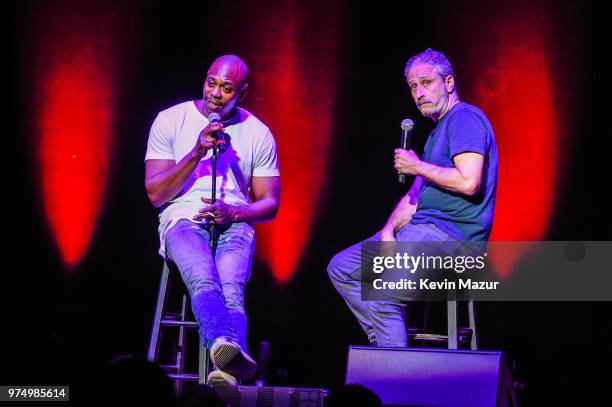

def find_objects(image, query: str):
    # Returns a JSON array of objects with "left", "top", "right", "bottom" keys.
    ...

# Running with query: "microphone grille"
[
  {"left": 208, "top": 113, "right": 222, "bottom": 122},
  {"left": 402, "top": 119, "right": 414, "bottom": 130},
  {"left": 401, "top": 118, "right": 414, "bottom": 131}
]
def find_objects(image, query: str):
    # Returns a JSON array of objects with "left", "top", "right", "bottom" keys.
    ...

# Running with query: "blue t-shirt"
[{"left": 409, "top": 102, "right": 498, "bottom": 241}]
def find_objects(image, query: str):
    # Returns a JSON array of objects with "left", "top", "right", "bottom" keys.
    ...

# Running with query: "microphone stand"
[{"left": 210, "top": 141, "right": 219, "bottom": 255}]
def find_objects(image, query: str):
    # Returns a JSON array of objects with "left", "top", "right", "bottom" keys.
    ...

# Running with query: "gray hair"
[{"left": 404, "top": 48, "right": 455, "bottom": 79}]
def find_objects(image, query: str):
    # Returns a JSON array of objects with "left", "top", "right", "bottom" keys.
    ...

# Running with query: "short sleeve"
[
  {"left": 448, "top": 109, "right": 487, "bottom": 158},
  {"left": 145, "top": 113, "right": 175, "bottom": 161},
  {"left": 252, "top": 129, "right": 280, "bottom": 176}
]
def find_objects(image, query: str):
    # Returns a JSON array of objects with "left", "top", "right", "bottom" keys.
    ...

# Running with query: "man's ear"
[
  {"left": 238, "top": 84, "right": 249, "bottom": 102},
  {"left": 445, "top": 75, "right": 455, "bottom": 94}
]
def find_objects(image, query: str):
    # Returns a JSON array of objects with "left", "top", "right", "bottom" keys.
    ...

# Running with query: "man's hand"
[
  {"left": 394, "top": 148, "right": 421, "bottom": 176},
  {"left": 379, "top": 225, "right": 397, "bottom": 260},
  {"left": 193, "top": 197, "right": 240, "bottom": 224},
  {"left": 380, "top": 225, "right": 396, "bottom": 242},
  {"left": 193, "top": 121, "right": 225, "bottom": 159}
]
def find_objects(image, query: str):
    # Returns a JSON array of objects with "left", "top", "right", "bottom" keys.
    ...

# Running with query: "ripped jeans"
[{"left": 165, "top": 219, "right": 255, "bottom": 351}]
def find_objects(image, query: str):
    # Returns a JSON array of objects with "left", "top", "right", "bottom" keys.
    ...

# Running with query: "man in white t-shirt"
[{"left": 145, "top": 55, "right": 280, "bottom": 384}]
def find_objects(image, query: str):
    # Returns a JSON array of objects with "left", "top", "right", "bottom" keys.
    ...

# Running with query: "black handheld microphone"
[
  {"left": 207, "top": 113, "right": 227, "bottom": 153},
  {"left": 398, "top": 119, "right": 414, "bottom": 183}
]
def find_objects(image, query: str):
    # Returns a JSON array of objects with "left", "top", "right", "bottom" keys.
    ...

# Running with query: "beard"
[
  {"left": 418, "top": 104, "right": 436, "bottom": 117},
  {"left": 418, "top": 92, "right": 448, "bottom": 118}
]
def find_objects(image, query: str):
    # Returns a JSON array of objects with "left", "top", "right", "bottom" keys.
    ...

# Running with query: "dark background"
[{"left": 5, "top": 0, "right": 610, "bottom": 404}]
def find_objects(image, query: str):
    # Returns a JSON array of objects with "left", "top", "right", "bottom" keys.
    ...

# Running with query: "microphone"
[
  {"left": 398, "top": 118, "right": 414, "bottom": 183},
  {"left": 207, "top": 113, "right": 227, "bottom": 153}
]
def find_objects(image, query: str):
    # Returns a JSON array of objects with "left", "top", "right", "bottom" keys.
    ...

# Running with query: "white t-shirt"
[{"left": 145, "top": 101, "right": 280, "bottom": 257}]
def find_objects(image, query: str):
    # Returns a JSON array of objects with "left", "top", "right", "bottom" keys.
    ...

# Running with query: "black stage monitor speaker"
[
  {"left": 346, "top": 346, "right": 516, "bottom": 407},
  {"left": 213, "top": 384, "right": 327, "bottom": 407}
]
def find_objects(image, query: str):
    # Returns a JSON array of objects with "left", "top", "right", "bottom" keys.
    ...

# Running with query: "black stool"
[
  {"left": 147, "top": 261, "right": 211, "bottom": 394},
  {"left": 407, "top": 299, "right": 478, "bottom": 350}
]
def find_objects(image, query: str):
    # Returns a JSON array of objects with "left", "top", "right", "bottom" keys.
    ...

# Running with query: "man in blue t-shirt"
[{"left": 327, "top": 49, "right": 498, "bottom": 347}]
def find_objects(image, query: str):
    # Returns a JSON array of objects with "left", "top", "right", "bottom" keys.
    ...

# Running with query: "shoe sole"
[
  {"left": 207, "top": 379, "right": 234, "bottom": 389},
  {"left": 211, "top": 344, "right": 257, "bottom": 380},
  {"left": 207, "top": 372, "right": 238, "bottom": 387}
]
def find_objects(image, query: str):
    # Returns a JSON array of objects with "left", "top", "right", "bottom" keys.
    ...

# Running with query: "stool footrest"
[
  {"left": 408, "top": 333, "right": 472, "bottom": 343},
  {"left": 410, "top": 334, "right": 448, "bottom": 342},
  {"left": 167, "top": 373, "right": 199, "bottom": 382},
  {"left": 407, "top": 327, "right": 473, "bottom": 334},
  {"left": 162, "top": 312, "right": 184, "bottom": 320},
  {"left": 160, "top": 364, "right": 179, "bottom": 373},
  {"left": 161, "top": 320, "right": 199, "bottom": 327}
]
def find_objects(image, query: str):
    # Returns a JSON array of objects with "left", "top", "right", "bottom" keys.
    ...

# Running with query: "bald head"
[
  {"left": 208, "top": 54, "right": 249, "bottom": 89},
  {"left": 201, "top": 55, "right": 249, "bottom": 119}
]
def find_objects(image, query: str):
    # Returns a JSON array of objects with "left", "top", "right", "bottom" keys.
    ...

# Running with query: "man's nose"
[
  {"left": 211, "top": 87, "right": 222, "bottom": 98},
  {"left": 415, "top": 86, "right": 426, "bottom": 99}
]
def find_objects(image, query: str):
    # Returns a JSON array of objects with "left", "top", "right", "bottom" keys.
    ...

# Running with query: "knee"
[
  {"left": 326, "top": 254, "right": 338, "bottom": 277},
  {"left": 224, "top": 294, "right": 245, "bottom": 313},
  {"left": 327, "top": 252, "right": 345, "bottom": 282},
  {"left": 191, "top": 280, "right": 221, "bottom": 298},
  {"left": 221, "top": 284, "right": 246, "bottom": 311},
  {"left": 327, "top": 241, "right": 364, "bottom": 282}
]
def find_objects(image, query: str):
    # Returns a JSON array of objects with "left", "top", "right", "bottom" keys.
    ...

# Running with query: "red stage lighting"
[
  {"left": 470, "top": 15, "right": 559, "bottom": 276},
  {"left": 237, "top": 2, "right": 340, "bottom": 283},
  {"left": 30, "top": 4, "right": 118, "bottom": 271}
]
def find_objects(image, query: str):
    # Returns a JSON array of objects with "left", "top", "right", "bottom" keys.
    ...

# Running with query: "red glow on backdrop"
[
  {"left": 470, "top": 14, "right": 558, "bottom": 276},
  {"left": 236, "top": 1, "right": 339, "bottom": 283},
  {"left": 30, "top": 5, "right": 117, "bottom": 271}
]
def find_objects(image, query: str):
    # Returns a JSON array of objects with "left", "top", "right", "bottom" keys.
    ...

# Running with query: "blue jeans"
[
  {"left": 327, "top": 222, "right": 455, "bottom": 347},
  {"left": 165, "top": 219, "right": 255, "bottom": 351}
]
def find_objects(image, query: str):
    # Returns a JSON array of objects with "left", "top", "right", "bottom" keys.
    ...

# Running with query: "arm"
[
  {"left": 380, "top": 176, "right": 422, "bottom": 241},
  {"left": 394, "top": 149, "right": 484, "bottom": 196},
  {"left": 195, "top": 176, "right": 280, "bottom": 224},
  {"left": 144, "top": 121, "right": 222, "bottom": 207},
  {"left": 236, "top": 176, "right": 281, "bottom": 222},
  {"left": 145, "top": 154, "right": 197, "bottom": 208}
]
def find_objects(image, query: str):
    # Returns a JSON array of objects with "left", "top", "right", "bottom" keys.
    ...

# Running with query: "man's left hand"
[
  {"left": 394, "top": 148, "right": 420, "bottom": 176},
  {"left": 193, "top": 198, "right": 241, "bottom": 224}
]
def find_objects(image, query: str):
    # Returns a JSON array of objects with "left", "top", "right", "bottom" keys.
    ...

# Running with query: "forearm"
[
  {"left": 415, "top": 160, "right": 479, "bottom": 196},
  {"left": 197, "top": 176, "right": 280, "bottom": 225},
  {"left": 146, "top": 151, "right": 200, "bottom": 207},
  {"left": 234, "top": 196, "right": 279, "bottom": 223}
]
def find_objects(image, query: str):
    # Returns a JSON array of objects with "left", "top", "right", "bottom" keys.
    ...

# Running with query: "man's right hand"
[
  {"left": 193, "top": 121, "right": 225, "bottom": 158},
  {"left": 380, "top": 225, "right": 396, "bottom": 242},
  {"left": 379, "top": 225, "right": 397, "bottom": 260}
]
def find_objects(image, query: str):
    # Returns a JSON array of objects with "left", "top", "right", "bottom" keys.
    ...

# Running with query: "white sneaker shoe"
[
  {"left": 207, "top": 369, "right": 238, "bottom": 387},
  {"left": 210, "top": 337, "right": 258, "bottom": 380}
]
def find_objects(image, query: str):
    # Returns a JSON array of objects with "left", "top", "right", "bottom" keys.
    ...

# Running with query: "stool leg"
[
  {"left": 174, "top": 293, "right": 189, "bottom": 396},
  {"left": 148, "top": 262, "right": 170, "bottom": 362},
  {"left": 198, "top": 344, "right": 210, "bottom": 384},
  {"left": 421, "top": 302, "right": 431, "bottom": 348},
  {"left": 150, "top": 261, "right": 210, "bottom": 391},
  {"left": 468, "top": 299, "right": 479, "bottom": 350},
  {"left": 447, "top": 300, "right": 458, "bottom": 349}
]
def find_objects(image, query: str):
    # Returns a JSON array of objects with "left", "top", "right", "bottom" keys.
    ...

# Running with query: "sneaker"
[
  {"left": 210, "top": 337, "right": 258, "bottom": 380},
  {"left": 207, "top": 369, "right": 238, "bottom": 387}
]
